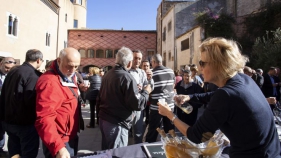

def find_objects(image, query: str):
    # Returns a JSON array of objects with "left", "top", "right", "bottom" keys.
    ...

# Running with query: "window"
[
  {"left": 162, "top": 27, "right": 166, "bottom": 41},
  {"left": 114, "top": 49, "right": 119, "bottom": 58},
  {"left": 7, "top": 14, "right": 18, "bottom": 36},
  {"left": 168, "top": 21, "right": 172, "bottom": 32},
  {"left": 65, "top": 14, "right": 67, "bottom": 22},
  {"left": 181, "top": 38, "right": 190, "bottom": 51},
  {"left": 64, "top": 41, "right": 67, "bottom": 48},
  {"left": 105, "top": 49, "right": 113, "bottom": 58},
  {"left": 163, "top": 52, "right": 166, "bottom": 61},
  {"left": 76, "top": 0, "right": 82, "bottom": 5},
  {"left": 96, "top": 49, "right": 104, "bottom": 58},
  {"left": 46, "top": 32, "right": 50, "bottom": 46},
  {"left": 70, "top": 0, "right": 74, "bottom": 3},
  {"left": 74, "top": 19, "right": 78, "bottom": 28},
  {"left": 169, "top": 52, "right": 171, "bottom": 61},
  {"left": 78, "top": 49, "right": 86, "bottom": 58},
  {"left": 147, "top": 49, "right": 155, "bottom": 60},
  {"left": 88, "top": 49, "right": 95, "bottom": 58}
]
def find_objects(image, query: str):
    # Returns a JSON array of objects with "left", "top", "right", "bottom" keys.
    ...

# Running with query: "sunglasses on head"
[
  {"left": 5, "top": 61, "right": 16, "bottom": 64},
  {"left": 199, "top": 60, "right": 208, "bottom": 67}
]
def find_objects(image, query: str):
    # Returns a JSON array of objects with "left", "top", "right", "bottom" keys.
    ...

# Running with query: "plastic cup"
[
  {"left": 158, "top": 98, "right": 166, "bottom": 105},
  {"left": 83, "top": 80, "right": 90, "bottom": 86}
]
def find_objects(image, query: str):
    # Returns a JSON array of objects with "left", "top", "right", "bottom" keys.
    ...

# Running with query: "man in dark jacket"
[
  {"left": 255, "top": 68, "right": 264, "bottom": 88},
  {"left": 98, "top": 46, "right": 151, "bottom": 150},
  {"left": 0, "top": 49, "right": 43, "bottom": 158}
]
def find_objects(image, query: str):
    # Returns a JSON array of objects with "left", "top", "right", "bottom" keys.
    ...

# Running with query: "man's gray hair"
[
  {"left": 256, "top": 68, "right": 263, "bottom": 73},
  {"left": 59, "top": 49, "right": 67, "bottom": 59},
  {"left": 115, "top": 47, "right": 133, "bottom": 67},
  {"left": 151, "top": 54, "right": 162, "bottom": 64}
]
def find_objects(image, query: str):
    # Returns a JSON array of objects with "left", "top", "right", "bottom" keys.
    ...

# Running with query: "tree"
[{"left": 251, "top": 28, "right": 281, "bottom": 70}]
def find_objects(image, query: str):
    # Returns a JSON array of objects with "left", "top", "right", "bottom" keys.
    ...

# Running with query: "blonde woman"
[
  {"left": 85, "top": 67, "right": 102, "bottom": 128},
  {"left": 158, "top": 38, "right": 280, "bottom": 157}
]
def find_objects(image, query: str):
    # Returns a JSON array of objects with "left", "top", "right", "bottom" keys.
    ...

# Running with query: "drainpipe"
[
  {"left": 174, "top": 5, "right": 177, "bottom": 70},
  {"left": 56, "top": 8, "right": 60, "bottom": 57}
]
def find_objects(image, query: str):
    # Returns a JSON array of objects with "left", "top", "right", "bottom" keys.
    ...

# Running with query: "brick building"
[{"left": 67, "top": 29, "right": 157, "bottom": 72}]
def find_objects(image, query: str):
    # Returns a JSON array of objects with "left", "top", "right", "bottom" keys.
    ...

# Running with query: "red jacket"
[{"left": 35, "top": 62, "right": 79, "bottom": 156}]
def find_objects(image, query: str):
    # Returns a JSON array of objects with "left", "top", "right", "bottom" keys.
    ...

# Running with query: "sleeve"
[
  {"left": 187, "top": 89, "right": 230, "bottom": 143},
  {"left": 35, "top": 80, "right": 66, "bottom": 156},
  {"left": 189, "top": 91, "right": 215, "bottom": 104},
  {"left": 23, "top": 75, "right": 38, "bottom": 111},
  {"left": 122, "top": 76, "right": 149, "bottom": 111}
]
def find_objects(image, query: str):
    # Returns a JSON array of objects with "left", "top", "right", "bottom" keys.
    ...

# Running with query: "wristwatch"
[{"left": 171, "top": 114, "right": 177, "bottom": 124}]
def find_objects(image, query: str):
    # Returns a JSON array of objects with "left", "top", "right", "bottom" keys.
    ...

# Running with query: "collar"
[
  {"left": 59, "top": 76, "right": 77, "bottom": 87},
  {"left": 180, "top": 81, "right": 192, "bottom": 88},
  {"left": 115, "top": 63, "right": 129, "bottom": 72},
  {"left": 55, "top": 60, "right": 74, "bottom": 83}
]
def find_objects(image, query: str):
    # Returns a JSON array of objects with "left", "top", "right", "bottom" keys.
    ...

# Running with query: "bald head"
[
  {"left": 57, "top": 47, "right": 81, "bottom": 79},
  {"left": 0, "top": 57, "right": 16, "bottom": 74}
]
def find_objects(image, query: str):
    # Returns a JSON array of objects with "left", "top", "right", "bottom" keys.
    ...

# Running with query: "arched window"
[
  {"left": 114, "top": 49, "right": 119, "bottom": 58},
  {"left": 105, "top": 49, "right": 113, "bottom": 58},
  {"left": 79, "top": 49, "right": 86, "bottom": 58},
  {"left": 87, "top": 49, "right": 95, "bottom": 58},
  {"left": 96, "top": 49, "right": 104, "bottom": 58}
]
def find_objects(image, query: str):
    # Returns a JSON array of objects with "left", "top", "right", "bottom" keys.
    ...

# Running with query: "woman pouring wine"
[{"left": 158, "top": 37, "right": 281, "bottom": 158}]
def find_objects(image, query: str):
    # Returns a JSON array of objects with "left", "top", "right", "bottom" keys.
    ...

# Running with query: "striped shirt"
[{"left": 150, "top": 65, "right": 175, "bottom": 110}]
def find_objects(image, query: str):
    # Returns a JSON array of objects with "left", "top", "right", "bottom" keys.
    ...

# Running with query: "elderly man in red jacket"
[{"left": 35, "top": 47, "right": 88, "bottom": 158}]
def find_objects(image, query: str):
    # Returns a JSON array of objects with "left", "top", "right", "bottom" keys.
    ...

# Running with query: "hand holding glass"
[{"left": 163, "top": 89, "right": 193, "bottom": 114}]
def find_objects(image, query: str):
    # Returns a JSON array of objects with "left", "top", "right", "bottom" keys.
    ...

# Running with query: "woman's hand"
[
  {"left": 174, "top": 95, "right": 190, "bottom": 105},
  {"left": 158, "top": 102, "right": 173, "bottom": 118}
]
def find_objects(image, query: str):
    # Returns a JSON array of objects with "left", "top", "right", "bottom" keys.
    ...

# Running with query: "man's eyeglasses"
[
  {"left": 199, "top": 60, "right": 208, "bottom": 67},
  {"left": 4, "top": 61, "right": 16, "bottom": 64},
  {"left": 40, "top": 59, "right": 44, "bottom": 62}
]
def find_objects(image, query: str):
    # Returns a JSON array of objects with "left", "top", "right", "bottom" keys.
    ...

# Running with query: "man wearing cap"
[{"left": 0, "top": 57, "right": 16, "bottom": 156}]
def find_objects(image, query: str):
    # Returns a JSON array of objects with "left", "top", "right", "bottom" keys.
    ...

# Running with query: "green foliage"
[
  {"left": 194, "top": 9, "right": 236, "bottom": 40},
  {"left": 251, "top": 28, "right": 281, "bottom": 70},
  {"left": 238, "top": 2, "right": 281, "bottom": 62}
]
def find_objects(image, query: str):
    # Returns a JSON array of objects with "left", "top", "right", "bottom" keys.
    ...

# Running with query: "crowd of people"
[{"left": 0, "top": 37, "right": 280, "bottom": 158}]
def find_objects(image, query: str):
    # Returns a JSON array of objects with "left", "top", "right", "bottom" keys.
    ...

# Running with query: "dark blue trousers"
[{"left": 3, "top": 122, "right": 39, "bottom": 158}]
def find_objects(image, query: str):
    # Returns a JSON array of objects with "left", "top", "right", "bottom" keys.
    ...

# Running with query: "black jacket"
[
  {"left": 262, "top": 74, "right": 277, "bottom": 98},
  {"left": 0, "top": 62, "right": 42, "bottom": 125},
  {"left": 98, "top": 64, "right": 149, "bottom": 129},
  {"left": 86, "top": 74, "right": 102, "bottom": 100}
]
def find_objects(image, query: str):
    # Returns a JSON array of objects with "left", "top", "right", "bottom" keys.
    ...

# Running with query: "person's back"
[
  {"left": 150, "top": 65, "right": 175, "bottom": 110},
  {"left": 0, "top": 49, "right": 43, "bottom": 158},
  {"left": 1, "top": 63, "right": 42, "bottom": 124},
  {"left": 99, "top": 65, "right": 143, "bottom": 129},
  {"left": 98, "top": 47, "right": 151, "bottom": 150}
]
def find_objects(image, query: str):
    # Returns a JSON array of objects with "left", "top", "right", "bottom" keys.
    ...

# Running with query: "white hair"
[
  {"left": 59, "top": 49, "right": 67, "bottom": 59},
  {"left": 115, "top": 46, "right": 133, "bottom": 67},
  {"left": 151, "top": 54, "right": 162, "bottom": 65}
]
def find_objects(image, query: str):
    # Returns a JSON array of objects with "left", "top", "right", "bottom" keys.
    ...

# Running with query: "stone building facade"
[
  {"left": 157, "top": 0, "right": 272, "bottom": 70},
  {"left": 67, "top": 29, "right": 157, "bottom": 72},
  {"left": 0, "top": 0, "right": 87, "bottom": 69}
]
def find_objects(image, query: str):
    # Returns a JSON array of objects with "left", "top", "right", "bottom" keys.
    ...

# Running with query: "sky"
[{"left": 86, "top": 0, "right": 162, "bottom": 30}]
